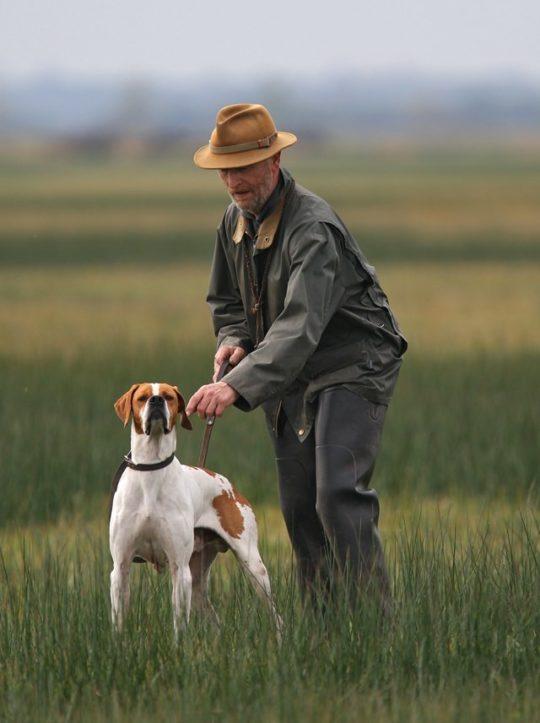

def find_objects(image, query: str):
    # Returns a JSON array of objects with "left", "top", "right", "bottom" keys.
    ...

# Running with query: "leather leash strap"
[{"left": 198, "top": 360, "right": 232, "bottom": 468}]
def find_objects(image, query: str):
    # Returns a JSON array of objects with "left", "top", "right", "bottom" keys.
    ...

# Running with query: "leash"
[{"left": 197, "top": 360, "right": 232, "bottom": 468}]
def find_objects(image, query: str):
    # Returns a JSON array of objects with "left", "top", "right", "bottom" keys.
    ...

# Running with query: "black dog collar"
[{"left": 123, "top": 451, "right": 176, "bottom": 471}]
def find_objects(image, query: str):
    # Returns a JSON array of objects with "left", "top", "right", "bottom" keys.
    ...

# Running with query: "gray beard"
[
  {"left": 231, "top": 195, "right": 265, "bottom": 217},
  {"left": 229, "top": 174, "right": 277, "bottom": 217}
]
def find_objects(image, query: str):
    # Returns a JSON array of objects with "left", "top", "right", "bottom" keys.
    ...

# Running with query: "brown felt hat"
[{"left": 193, "top": 103, "right": 297, "bottom": 169}]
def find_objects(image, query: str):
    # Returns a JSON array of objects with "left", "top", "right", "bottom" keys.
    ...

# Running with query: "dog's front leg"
[
  {"left": 110, "top": 560, "right": 131, "bottom": 632},
  {"left": 170, "top": 560, "right": 192, "bottom": 641}
]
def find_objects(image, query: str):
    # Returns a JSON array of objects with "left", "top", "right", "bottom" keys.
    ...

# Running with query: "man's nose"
[{"left": 149, "top": 395, "right": 163, "bottom": 407}]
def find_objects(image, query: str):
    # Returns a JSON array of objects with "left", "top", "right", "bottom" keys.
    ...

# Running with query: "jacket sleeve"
[
  {"left": 206, "top": 221, "right": 253, "bottom": 352},
  {"left": 223, "top": 222, "right": 344, "bottom": 410}
]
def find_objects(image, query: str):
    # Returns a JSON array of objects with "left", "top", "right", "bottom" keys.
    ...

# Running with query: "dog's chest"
[
  {"left": 121, "top": 466, "right": 191, "bottom": 513},
  {"left": 116, "top": 468, "right": 203, "bottom": 561},
  {"left": 128, "top": 497, "right": 181, "bottom": 571}
]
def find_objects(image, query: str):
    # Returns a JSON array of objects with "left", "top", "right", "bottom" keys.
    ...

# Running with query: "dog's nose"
[{"left": 149, "top": 395, "right": 164, "bottom": 407}]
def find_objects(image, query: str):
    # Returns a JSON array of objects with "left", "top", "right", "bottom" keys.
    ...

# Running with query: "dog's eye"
[
  {"left": 163, "top": 394, "right": 174, "bottom": 401},
  {"left": 138, "top": 395, "right": 149, "bottom": 402}
]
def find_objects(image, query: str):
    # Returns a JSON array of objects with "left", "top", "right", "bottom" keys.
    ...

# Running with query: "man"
[{"left": 186, "top": 103, "right": 407, "bottom": 608}]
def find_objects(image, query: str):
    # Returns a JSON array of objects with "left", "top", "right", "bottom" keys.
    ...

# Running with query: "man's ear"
[
  {"left": 173, "top": 386, "right": 192, "bottom": 431},
  {"left": 114, "top": 384, "right": 141, "bottom": 426},
  {"left": 271, "top": 151, "right": 281, "bottom": 171}
]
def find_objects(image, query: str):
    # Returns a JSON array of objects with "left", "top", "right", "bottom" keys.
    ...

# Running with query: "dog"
[{"left": 109, "top": 382, "right": 280, "bottom": 638}]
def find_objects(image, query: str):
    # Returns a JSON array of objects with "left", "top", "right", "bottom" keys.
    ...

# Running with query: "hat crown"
[{"left": 211, "top": 104, "right": 277, "bottom": 149}]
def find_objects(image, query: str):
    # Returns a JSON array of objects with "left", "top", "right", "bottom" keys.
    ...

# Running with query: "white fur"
[{"left": 109, "top": 388, "right": 280, "bottom": 640}]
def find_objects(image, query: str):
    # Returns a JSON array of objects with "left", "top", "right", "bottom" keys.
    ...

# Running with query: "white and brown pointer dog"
[{"left": 110, "top": 382, "right": 279, "bottom": 638}]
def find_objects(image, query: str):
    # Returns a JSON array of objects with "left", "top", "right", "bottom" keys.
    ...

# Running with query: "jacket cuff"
[
  {"left": 232, "top": 393, "right": 252, "bottom": 412},
  {"left": 221, "top": 366, "right": 260, "bottom": 412}
]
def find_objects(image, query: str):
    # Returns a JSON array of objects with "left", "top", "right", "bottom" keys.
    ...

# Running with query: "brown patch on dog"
[
  {"left": 231, "top": 487, "right": 250, "bottom": 508},
  {"left": 132, "top": 414, "right": 144, "bottom": 435},
  {"left": 172, "top": 385, "right": 192, "bottom": 430},
  {"left": 159, "top": 383, "right": 192, "bottom": 431},
  {"left": 130, "top": 383, "right": 153, "bottom": 435},
  {"left": 113, "top": 382, "right": 152, "bottom": 435},
  {"left": 212, "top": 486, "right": 251, "bottom": 538},
  {"left": 114, "top": 383, "right": 141, "bottom": 427}
]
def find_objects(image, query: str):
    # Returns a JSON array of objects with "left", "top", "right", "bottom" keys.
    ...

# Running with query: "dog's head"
[{"left": 114, "top": 383, "right": 192, "bottom": 436}]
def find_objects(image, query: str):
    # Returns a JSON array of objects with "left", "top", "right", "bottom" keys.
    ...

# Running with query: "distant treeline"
[{"left": 2, "top": 71, "right": 540, "bottom": 141}]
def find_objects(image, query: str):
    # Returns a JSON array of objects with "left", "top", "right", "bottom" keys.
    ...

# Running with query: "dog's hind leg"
[
  {"left": 190, "top": 549, "right": 220, "bottom": 625},
  {"left": 110, "top": 560, "right": 131, "bottom": 632},
  {"left": 190, "top": 529, "right": 227, "bottom": 626},
  {"left": 196, "top": 496, "right": 282, "bottom": 637},
  {"left": 229, "top": 539, "right": 283, "bottom": 640}
]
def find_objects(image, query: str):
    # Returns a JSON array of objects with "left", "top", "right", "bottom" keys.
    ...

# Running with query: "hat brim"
[{"left": 193, "top": 131, "right": 297, "bottom": 169}]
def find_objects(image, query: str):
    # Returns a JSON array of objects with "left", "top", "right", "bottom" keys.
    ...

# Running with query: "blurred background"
[{"left": 1, "top": 0, "right": 539, "bottom": 522}]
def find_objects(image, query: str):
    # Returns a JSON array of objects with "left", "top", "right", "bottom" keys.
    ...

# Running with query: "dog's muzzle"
[{"left": 145, "top": 396, "right": 169, "bottom": 435}]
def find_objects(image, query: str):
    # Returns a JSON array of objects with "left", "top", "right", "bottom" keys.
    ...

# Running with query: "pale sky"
[{"left": 2, "top": 0, "right": 540, "bottom": 80}]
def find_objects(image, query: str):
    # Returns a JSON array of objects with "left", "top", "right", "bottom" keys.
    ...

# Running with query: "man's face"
[{"left": 218, "top": 155, "right": 279, "bottom": 215}]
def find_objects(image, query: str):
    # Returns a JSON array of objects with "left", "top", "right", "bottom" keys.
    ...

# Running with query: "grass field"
[{"left": 0, "top": 145, "right": 539, "bottom": 721}]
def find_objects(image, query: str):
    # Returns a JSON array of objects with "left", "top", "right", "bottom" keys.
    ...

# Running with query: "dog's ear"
[
  {"left": 172, "top": 386, "right": 192, "bottom": 431},
  {"left": 114, "top": 384, "right": 141, "bottom": 426}
]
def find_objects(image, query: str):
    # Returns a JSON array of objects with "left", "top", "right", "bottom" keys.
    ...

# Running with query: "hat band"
[{"left": 210, "top": 132, "right": 278, "bottom": 155}]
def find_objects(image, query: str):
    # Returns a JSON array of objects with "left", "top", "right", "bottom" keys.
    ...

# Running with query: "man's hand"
[
  {"left": 213, "top": 345, "right": 247, "bottom": 381},
  {"left": 186, "top": 382, "right": 239, "bottom": 420}
]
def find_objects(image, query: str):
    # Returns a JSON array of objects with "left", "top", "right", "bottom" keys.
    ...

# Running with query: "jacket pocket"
[{"left": 262, "top": 398, "right": 284, "bottom": 436}]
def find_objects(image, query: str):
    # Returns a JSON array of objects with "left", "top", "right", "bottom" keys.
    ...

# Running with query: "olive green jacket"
[{"left": 207, "top": 168, "right": 407, "bottom": 441}]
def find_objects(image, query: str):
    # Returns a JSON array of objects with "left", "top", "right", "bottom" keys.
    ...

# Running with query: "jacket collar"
[{"left": 232, "top": 168, "right": 293, "bottom": 250}]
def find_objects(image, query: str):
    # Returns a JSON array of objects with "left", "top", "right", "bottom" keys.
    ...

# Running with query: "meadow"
[{"left": 0, "top": 144, "right": 539, "bottom": 721}]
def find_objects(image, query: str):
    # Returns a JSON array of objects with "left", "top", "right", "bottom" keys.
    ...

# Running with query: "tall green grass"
[
  {"left": 1, "top": 347, "right": 538, "bottom": 527},
  {"left": 0, "top": 515, "right": 537, "bottom": 722}
]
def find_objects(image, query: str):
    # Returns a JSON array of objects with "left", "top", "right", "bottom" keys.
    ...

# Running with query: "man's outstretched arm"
[{"left": 187, "top": 222, "right": 344, "bottom": 418}]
